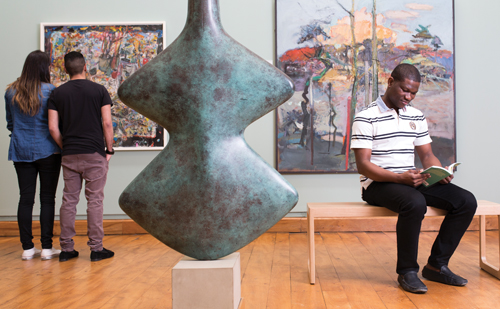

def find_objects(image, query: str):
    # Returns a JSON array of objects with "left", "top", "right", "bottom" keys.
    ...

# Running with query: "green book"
[{"left": 421, "top": 162, "right": 461, "bottom": 187}]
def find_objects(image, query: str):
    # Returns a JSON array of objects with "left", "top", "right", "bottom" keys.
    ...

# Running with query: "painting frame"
[
  {"left": 41, "top": 21, "right": 168, "bottom": 151},
  {"left": 275, "top": 0, "right": 456, "bottom": 174}
]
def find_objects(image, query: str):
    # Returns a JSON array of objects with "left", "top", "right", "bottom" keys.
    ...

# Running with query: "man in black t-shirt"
[{"left": 48, "top": 51, "right": 115, "bottom": 262}]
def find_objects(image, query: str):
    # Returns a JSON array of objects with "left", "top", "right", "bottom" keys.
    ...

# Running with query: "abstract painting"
[
  {"left": 275, "top": 0, "right": 456, "bottom": 173},
  {"left": 41, "top": 22, "right": 166, "bottom": 150}
]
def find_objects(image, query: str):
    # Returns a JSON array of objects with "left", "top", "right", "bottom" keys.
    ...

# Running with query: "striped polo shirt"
[{"left": 351, "top": 96, "right": 432, "bottom": 189}]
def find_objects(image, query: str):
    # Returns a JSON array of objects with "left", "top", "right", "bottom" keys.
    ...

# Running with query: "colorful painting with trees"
[
  {"left": 275, "top": 0, "right": 455, "bottom": 173},
  {"left": 41, "top": 23, "right": 166, "bottom": 150}
]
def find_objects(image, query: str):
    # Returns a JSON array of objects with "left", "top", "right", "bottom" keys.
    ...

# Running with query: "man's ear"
[{"left": 387, "top": 76, "right": 395, "bottom": 88}]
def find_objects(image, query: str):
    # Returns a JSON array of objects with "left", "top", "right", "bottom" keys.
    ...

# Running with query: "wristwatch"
[{"left": 105, "top": 148, "right": 115, "bottom": 155}]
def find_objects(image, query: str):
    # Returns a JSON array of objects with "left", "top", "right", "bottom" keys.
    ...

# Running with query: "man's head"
[
  {"left": 64, "top": 51, "right": 86, "bottom": 77},
  {"left": 383, "top": 63, "right": 421, "bottom": 111},
  {"left": 391, "top": 63, "right": 421, "bottom": 83}
]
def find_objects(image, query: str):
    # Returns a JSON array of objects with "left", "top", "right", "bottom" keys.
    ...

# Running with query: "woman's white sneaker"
[
  {"left": 22, "top": 248, "right": 41, "bottom": 260},
  {"left": 41, "top": 248, "right": 62, "bottom": 260}
]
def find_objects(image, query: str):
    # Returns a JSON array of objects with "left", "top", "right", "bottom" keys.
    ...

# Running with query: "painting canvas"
[
  {"left": 275, "top": 0, "right": 455, "bottom": 173},
  {"left": 41, "top": 22, "right": 167, "bottom": 150}
]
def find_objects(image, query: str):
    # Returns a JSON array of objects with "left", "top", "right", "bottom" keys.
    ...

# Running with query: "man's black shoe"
[
  {"left": 90, "top": 248, "right": 114, "bottom": 261},
  {"left": 398, "top": 271, "right": 428, "bottom": 294},
  {"left": 422, "top": 265, "right": 468, "bottom": 286},
  {"left": 59, "top": 250, "right": 79, "bottom": 262}
]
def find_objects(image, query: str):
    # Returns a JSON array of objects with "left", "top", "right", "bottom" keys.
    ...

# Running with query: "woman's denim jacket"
[{"left": 5, "top": 83, "right": 60, "bottom": 162}]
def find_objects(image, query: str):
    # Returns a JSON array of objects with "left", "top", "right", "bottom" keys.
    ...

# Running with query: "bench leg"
[
  {"left": 308, "top": 212, "right": 315, "bottom": 285},
  {"left": 479, "top": 215, "right": 500, "bottom": 279}
]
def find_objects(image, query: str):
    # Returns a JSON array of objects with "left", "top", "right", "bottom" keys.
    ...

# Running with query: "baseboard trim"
[{"left": 0, "top": 216, "right": 497, "bottom": 237}]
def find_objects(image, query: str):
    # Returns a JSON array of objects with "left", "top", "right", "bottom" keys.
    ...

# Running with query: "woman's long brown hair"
[{"left": 6, "top": 50, "right": 51, "bottom": 116}]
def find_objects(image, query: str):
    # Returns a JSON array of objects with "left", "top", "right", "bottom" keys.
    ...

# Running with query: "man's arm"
[
  {"left": 48, "top": 109, "right": 63, "bottom": 149},
  {"left": 415, "top": 143, "right": 453, "bottom": 184},
  {"left": 353, "top": 148, "right": 430, "bottom": 187},
  {"left": 101, "top": 104, "right": 114, "bottom": 161},
  {"left": 5, "top": 93, "right": 13, "bottom": 132}
]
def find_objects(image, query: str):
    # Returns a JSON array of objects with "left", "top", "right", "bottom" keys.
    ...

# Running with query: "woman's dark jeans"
[{"left": 14, "top": 154, "right": 61, "bottom": 250}]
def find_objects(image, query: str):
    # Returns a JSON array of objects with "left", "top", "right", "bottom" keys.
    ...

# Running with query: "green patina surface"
[{"left": 117, "top": 0, "right": 298, "bottom": 260}]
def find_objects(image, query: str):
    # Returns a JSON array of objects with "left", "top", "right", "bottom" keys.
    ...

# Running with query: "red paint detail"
[
  {"left": 310, "top": 109, "right": 314, "bottom": 165},
  {"left": 279, "top": 47, "right": 316, "bottom": 62}
]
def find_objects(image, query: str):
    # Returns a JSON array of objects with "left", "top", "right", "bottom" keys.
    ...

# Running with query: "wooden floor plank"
[
  {"left": 419, "top": 231, "right": 500, "bottom": 309},
  {"left": 101, "top": 266, "right": 172, "bottom": 309},
  {"left": 1, "top": 231, "right": 500, "bottom": 308},
  {"left": 266, "top": 233, "right": 292, "bottom": 309},
  {"left": 313, "top": 233, "right": 351, "bottom": 309},
  {"left": 322, "top": 232, "right": 386, "bottom": 309},
  {"left": 353, "top": 232, "right": 417, "bottom": 309},
  {"left": 367, "top": 232, "right": 461, "bottom": 309},
  {"left": 240, "top": 233, "right": 276, "bottom": 308},
  {"left": 289, "top": 233, "right": 327, "bottom": 309}
]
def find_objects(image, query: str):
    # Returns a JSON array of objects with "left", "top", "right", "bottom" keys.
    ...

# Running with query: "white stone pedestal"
[{"left": 172, "top": 252, "right": 241, "bottom": 309}]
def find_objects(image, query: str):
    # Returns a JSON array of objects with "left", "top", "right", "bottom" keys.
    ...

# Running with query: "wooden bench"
[{"left": 307, "top": 200, "right": 500, "bottom": 284}]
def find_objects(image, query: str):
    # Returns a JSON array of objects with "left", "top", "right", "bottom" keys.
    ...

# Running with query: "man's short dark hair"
[
  {"left": 391, "top": 63, "right": 421, "bottom": 83},
  {"left": 64, "top": 51, "right": 86, "bottom": 76}
]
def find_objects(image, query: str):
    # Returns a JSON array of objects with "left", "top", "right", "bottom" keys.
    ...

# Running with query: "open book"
[{"left": 421, "top": 162, "right": 461, "bottom": 187}]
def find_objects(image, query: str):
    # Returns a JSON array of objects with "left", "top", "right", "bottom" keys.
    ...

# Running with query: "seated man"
[{"left": 351, "top": 63, "right": 477, "bottom": 294}]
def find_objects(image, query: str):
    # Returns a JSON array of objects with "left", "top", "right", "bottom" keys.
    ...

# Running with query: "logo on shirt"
[{"left": 409, "top": 122, "right": 416, "bottom": 130}]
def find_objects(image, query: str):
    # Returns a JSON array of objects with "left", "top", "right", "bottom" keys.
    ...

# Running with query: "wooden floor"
[{"left": 1, "top": 231, "right": 500, "bottom": 308}]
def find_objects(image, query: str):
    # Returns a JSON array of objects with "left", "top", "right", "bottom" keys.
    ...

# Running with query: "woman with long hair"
[{"left": 5, "top": 50, "right": 62, "bottom": 260}]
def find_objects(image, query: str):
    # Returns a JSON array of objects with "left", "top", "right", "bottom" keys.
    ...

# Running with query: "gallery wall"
[{"left": 0, "top": 0, "right": 499, "bottom": 219}]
